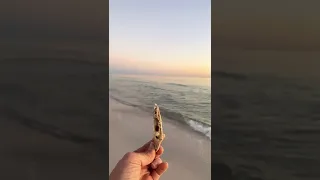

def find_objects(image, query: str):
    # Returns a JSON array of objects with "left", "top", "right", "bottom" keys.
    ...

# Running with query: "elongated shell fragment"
[{"left": 153, "top": 104, "right": 165, "bottom": 151}]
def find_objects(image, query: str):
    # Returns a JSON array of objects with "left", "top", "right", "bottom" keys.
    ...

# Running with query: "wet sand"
[{"left": 109, "top": 97, "right": 211, "bottom": 180}]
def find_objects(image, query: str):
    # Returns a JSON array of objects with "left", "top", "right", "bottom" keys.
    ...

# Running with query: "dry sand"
[{"left": 109, "top": 97, "right": 211, "bottom": 180}]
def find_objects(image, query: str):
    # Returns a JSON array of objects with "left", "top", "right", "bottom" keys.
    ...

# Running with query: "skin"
[{"left": 110, "top": 140, "right": 169, "bottom": 180}]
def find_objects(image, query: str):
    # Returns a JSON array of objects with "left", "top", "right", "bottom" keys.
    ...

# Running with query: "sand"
[{"left": 109, "top": 97, "right": 211, "bottom": 180}]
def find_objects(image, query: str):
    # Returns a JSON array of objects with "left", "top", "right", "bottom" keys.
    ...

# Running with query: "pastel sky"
[{"left": 109, "top": 0, "right": 211, "bottom": 78}]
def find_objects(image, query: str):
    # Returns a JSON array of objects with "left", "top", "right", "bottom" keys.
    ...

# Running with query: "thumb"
[{"left": 136, "top": 141, "right": 156, "bottom": 166}]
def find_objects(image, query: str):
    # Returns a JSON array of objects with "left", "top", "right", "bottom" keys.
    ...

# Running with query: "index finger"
[
  {"left": 155, "top": 146, "right": 164, "bottom": 158},
  {"left": 134, "top": 140, "right": 164, "bottom": 155},
  {"left": 134, "top": 140, "right": 153, "bottom": 153}
]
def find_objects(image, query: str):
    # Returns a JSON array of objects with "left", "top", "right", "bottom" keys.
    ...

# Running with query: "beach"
[
  {"left": 0, "top": 59, "right": 108, "bottom": 179},
  {"left": 0, "top": 58, "right": 211, "bottom": 179},
  {"left": 109, "top": 97, "right": 211, "bottom": 180}
]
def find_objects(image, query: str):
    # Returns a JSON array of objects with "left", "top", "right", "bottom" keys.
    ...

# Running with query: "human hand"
[{"left": 110, "top": 140, "right": 169, "bottom": 180}]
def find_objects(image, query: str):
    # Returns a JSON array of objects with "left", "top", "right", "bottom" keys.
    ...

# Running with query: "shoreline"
[
  {"left": 109, "top": 95, "right": 211, "bottom": 140},
  {"left": 109, "top": 96, "right": 211, "bottom": 180}
]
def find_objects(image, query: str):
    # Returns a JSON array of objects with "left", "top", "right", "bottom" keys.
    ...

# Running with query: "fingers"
[
  {"left": 135, "top": 140, "right": 164, "bottom": 157},
  {"left": 132, "top": 139, "right": 165, "bottom": 167},
  {"left": 151, "top": 162, "right": 169, "bottom": 180},
  {"left": 155, "top": 146, "right": 164, "bottom": 158},
  {"left": 135, "top": 141, "right": 156, "bottom": 166},
  {"left": 150, "top": 158, "right": 163, "bottom": 169}
]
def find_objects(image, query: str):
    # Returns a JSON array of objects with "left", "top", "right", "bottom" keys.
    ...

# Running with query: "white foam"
[{"left": 187, "top": 120, "right": 211, "bottom": 139}]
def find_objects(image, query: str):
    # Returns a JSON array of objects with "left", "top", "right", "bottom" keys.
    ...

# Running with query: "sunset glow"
[{"left": 109, "top": 0, "right": 211, "bottom": 78}]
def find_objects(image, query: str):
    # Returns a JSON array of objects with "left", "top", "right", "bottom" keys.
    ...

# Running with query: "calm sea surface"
[
  {"left": 212, "top": 72, "right": 320, "bottom": 180},
  {"left": 109, "top": 74, "right": 211, "bottom": 139}
]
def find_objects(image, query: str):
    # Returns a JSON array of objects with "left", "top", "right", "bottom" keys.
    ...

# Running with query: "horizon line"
[{"left": 109, "top": 72, "right": 211, "bottom": 79}]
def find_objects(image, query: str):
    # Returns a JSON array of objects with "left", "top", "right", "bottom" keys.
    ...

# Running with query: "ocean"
[
  {"left": 212, "top": 71, "right": 320, "bottom": 180},
  {"left": 4, "top": 58, "right": 320, "bottom": 179},
  {"left": 109, "top": 74, "right": 211, "bottom": 139},
  {"left": 0, "top": 59, "right": 109, "bottom": 151},
  {"left": 0, "top": 59, "right": 110, "bottom": 179}
]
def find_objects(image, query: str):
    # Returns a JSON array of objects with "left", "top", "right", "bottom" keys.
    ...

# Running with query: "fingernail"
[{"left": 151, "top": 162, "right": 157, "bottom": 169}]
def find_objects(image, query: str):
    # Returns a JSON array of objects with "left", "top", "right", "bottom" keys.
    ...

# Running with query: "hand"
[{"left": 110, "top": 140, "right": 169, "bottom": 180}]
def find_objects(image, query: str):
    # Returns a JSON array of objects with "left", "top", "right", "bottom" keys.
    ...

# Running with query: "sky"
[
  {"left": 3, "top": 0, "right": 320, "bottom": 78},
  {"left": 109, "top": 0, "right": 211, "bottom": 78},
  {"left": 212, "top": 0, "right": 320, "bottom": 77},
  {"left": 0, "top": 0, "right": 108, "bottom": 62}
]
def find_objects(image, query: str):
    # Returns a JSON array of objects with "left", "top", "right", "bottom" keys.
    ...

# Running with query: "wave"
[
  {"left": 165, "top": 83, "right": 188, "bottom": 87},
  {"left": 159, "top": 107, "right": 211, "bottom": 139},
  {"left": 188, "top": 120, "right": 211, "bottom": 139},
  {"left": 212, "top": 71, "right": 248, "bottom": 81},
  {"left": 141, "top": 84, "right": 167, "bottom": 92},
  {"left": 110, "top": 95, "right": 211, "bottom": 139},
  {"left": 1, "top": 107, "right": 105, "bottom": 149},
  {"left": 110, "top": 94, "right": 186, "bottom": 123},
  {"left": 159, "top": 107, "right": 186, "bottom": 123},
  {"left": 109, "top": 95, "right": 139, "bottom": 108}
]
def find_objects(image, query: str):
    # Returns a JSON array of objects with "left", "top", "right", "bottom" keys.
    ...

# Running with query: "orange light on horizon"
[{"left": 109, "top": 57, "right": 211, "bottom": 78}]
